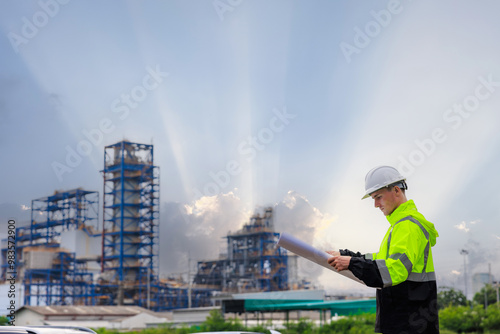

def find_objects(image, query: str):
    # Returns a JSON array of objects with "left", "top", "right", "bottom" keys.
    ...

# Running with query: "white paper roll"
[{"left": 277, "top": 232, "right": 365, "bottom": 285}]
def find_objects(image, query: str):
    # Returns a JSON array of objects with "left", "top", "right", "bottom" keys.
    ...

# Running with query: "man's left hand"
[{"left": 327, "top": 255, "right": 352, "bottom": 271}]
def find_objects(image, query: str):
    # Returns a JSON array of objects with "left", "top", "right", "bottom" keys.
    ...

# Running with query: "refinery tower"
[
  {"left": 1, "top": 140, "right": 298, "bottom": 309},
  {"left": 100, "top": 141, "right": 160, "bottom": 305}
]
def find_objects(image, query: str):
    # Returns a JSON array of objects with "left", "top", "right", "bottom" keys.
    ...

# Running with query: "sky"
[{"left": 1, "top": 0, "right": 500, "bottom": 299}]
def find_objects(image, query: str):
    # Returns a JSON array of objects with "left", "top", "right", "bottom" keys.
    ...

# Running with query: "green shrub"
[
  {"left": 283, "top": 318, "right": 315, "bottom": 334},
  {"left": 94, "top": 328, "right": 120, "bottom": 334},
  {"left": 319, "top": 313, "right": 375, "bottom": 334},
  {"left": 347, "top": 325, "right": 376, "bottom": 334},
  {"left": 176, "top": 326, "right": 193, "bottom": 334},
  {"left": 438, "top": 287, "right": 468, "bottom": 309},
  {"left": 246, "top": 320, "right": 271, "bottom": 334},
  {"left": 439, "top": 304, "right": 485, "bottom": 333},
  {"left": 482, "top": 304, "right": 500, "bottom": 330},
  {"left": 473, "top": 285, "right": 498, "bottom": 308},
  {"left": 94, "top": 305, "right": 500, "bottom": 334},
  {"left": 199, "top": 309, "right": 244, "bottom": 332}
]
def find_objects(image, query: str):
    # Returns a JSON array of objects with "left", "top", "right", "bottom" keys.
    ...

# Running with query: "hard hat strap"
[{"left": 390, "top": 180, "right": 408, "bottom": 191}]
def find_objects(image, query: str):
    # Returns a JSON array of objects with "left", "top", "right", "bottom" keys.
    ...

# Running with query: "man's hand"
[
  {"left": 327, "top": 255, "right": 351, "bottom": 271},
  {"left": 326, "top": 250, "right": 340, "bottom": 257}
]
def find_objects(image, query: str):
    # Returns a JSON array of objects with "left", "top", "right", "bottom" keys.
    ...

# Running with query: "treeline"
[
  {"left": 1, "top": 305, "right": 499, "bottom": 333},
  {"left": 440, "top": 304, "right": 500, "bottom": 333},
  {"left": 93, "top": 311, "right": 379, "bottom": 334},
  {"left": 92, "top": 304, "right": 500, "bottom": 334},
  {"left": 437, "top": 284, "right": 500, "bottom": 333},
  {"left": 3, "top": 286, "right": 499, "bottom": 333}
]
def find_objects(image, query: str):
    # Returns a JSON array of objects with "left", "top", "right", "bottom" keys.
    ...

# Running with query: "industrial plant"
[
  {"left": 193, "top": 207, "right": 298, "bottom": 292},
  {"left": 1, "top": 140, "right": 302, "bottom": 311}
]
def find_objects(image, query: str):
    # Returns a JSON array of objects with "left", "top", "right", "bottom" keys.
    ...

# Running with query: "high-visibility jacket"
[{"left": 342, "top": 200, "right": 439, "bottom": 334}]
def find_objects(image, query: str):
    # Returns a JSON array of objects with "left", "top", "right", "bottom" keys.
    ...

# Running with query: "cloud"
[
  {"left": 160, "top": 189, "right": 335, "bottom": 288},
  {"left": 454, "top": 220, "right": 480, "bottom": 233},
  {"left": 455, "top": 221, "right": 470, "bottom": 233},
  {"left": 462, "top": 237, "right": 499, "bottom": 274},
  {"left": 274, "top": 190, "right": 337, "bottom": 284},
  {"left": 274, "top": 190, "right": 332, "bottom": 244},
  {"left": 160, "top": 191, "right": 249, "bottom": 278},
  {"left": 0, "top": 203, "right": 31, "bottom": 226}
]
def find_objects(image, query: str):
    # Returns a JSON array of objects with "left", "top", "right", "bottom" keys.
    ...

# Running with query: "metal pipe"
[{"left": 460, "top": 249, "right": 469, "bottom": 300}]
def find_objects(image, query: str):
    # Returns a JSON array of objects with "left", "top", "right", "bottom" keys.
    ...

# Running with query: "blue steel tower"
[
  {"left": 101, "top": 141, "right": 159, "bottom": 306},
  {"left": 0, "top": 188, "right": 100, "bottom": 306},
  {"left": 193, "top": 208, "right": 291, "bottom": 292}
]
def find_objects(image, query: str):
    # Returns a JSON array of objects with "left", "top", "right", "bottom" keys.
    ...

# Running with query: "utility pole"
[
  {"left": 460, "top": 249, "right": 469, "bottom": 301},
  {"left": 147, "top": 267, "right": 151, "bottom": 310},
  {"left": 485, "top": 263, "right": 492, "bottom": 308},
  {"left": 496, "top": 281, "right": 499, "bottom": 305},
  {"left": 188, "top": 257, "right": 192, "bottom": 308}
]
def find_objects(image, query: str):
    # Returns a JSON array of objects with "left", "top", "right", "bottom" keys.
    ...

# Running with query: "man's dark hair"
[{"left": 387, "top": 180, "right": 407, "bottom": 193}]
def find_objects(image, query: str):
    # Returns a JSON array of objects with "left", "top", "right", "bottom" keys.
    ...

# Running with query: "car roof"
[
  {"left": 193, "top": 331, "right": 281, "bottom": 334},
  {"left": 192, "top": 332, "right": 264, "bottom": 334},
  {"left": 0, "top": 327, "right": 97, "bottom": 334},
  {"left": 0, "top": 328, "right": 29, "bottom": 334}
]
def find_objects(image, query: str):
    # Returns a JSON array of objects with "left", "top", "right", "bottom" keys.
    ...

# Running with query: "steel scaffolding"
[
  {"left": 1, "top": 189, "right": 99, "bottom": 305},
  {"left": 29, "top": 188, "right": 99, "bottom": 247},
  {"left": 139, "top": 282, "right": 214, "bottom": 310},
  {"left": 193, "top": 208, "right": 290, "bottom": 293},
  {"left": 1, "top": 140, "right": 303, "bottom": 310},
  {"left": 101, "top": 141, "right": 160, "bottom": 307},
  {"left": 23, "top": 251, "right": 97, "bottom": 306}
]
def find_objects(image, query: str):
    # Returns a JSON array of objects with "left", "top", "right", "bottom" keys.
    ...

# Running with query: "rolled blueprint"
[{"left": 277, "top": 232, "right": 365, "bottom": 285}]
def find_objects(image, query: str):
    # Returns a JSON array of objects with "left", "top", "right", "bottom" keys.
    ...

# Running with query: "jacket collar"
[{"left": 386, "top": 199, "right": 416, "bottom": 226}]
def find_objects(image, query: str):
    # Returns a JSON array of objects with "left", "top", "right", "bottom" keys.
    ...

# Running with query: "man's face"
[{"left": 370, "top": 187, "right": 398, "bottom": 216}]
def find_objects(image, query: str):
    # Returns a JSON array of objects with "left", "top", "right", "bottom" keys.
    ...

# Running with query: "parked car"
[
  {"left": 193, "top": 331, "right": 282, "bottom": 334},
  {"left": 0, "top": 327, "right": 97, "bottom": 334}
]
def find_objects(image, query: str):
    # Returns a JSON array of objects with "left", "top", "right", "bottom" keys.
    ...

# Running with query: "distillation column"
[{"left": 101, "top": 141, "right": 159, "bottom": 306}]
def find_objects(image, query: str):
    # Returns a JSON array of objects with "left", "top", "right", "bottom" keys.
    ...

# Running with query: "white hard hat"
[{"left": 362, "top": 166, "right": 406, "bottom": 199}]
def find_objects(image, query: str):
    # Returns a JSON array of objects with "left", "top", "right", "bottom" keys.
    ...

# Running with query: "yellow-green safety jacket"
[{"left": 341, "top": 200, "right": 439, "bottom": 334}]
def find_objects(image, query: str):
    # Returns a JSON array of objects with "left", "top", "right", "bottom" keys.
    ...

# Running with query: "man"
[{"left": 328, "top": 166, "right": 439, "bottom": 334}]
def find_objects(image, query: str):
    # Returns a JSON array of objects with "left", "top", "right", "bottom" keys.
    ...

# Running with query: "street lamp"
[
  {"left": 492, "top": 280, "right": 500, "bottom": 306},
  {"left": 460, "top": 249, "right": 469, "bottom": 300}
]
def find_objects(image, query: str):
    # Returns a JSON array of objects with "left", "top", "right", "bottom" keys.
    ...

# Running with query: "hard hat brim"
[{"left": 361, "top": 178, "right": 406, "bottom": 200}]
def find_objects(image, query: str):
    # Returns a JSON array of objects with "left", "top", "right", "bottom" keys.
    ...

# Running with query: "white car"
[
  {"left": 193, "top": 331, "right": 282, "bottom": 334},
  {"left": 0, "top": 327, "right": 97, "bottom": 334}
]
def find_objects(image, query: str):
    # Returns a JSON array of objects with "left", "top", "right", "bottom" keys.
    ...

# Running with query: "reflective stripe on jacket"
[
  {"left": 366, "top": 199, "right": 438, "bottom": 288},
  {"left": 344, "top": 200, "right": 440, "bottom": 333},
  {"left": 366, "top": 216, "right": 435, "bottom": 287}
]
